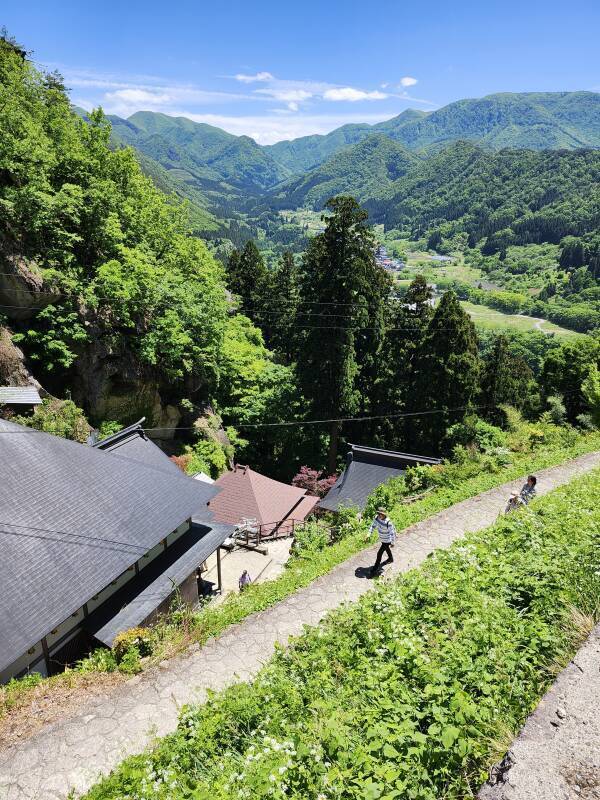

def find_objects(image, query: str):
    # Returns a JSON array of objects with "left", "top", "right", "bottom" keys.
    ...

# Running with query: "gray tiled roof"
[
  {"left": 319, "top": 444, "right": 441, "bottom": 512},
  {"left": 0, "top": 419, "right": 221, "bottom": 672},
  {"left": 0, "top": 386, "right": 42, "bottom": 405},
  {"left": 85, "top": 522, "right": 232, "bottom": 646},
  {"left": 93, "top": 419, "right": 183, "bottom": 476}
]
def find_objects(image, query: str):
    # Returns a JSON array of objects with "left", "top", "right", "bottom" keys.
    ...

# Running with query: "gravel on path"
[
  {"left": 2, "top": 451, "right": 599, "bottom": 800},
  {"left": 479, "top": 622, "right": 600, "bottom": 800}
]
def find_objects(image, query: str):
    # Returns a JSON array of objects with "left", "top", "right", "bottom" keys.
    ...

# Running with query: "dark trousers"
[{"left": 373, "top": 542, "right": 393, "bottom": 571}]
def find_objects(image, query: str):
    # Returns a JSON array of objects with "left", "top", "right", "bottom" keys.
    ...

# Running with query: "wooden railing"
[{"left": 235, "top": 517, "right": 313, "bottom": 547}]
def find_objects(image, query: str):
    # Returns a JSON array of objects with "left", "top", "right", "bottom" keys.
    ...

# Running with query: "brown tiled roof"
[
  {"left": 208, "top": 465, "right": 317, "bottom": 527},
  {"left": 291, "top": 494, "right": 319, "bottom": 520}
]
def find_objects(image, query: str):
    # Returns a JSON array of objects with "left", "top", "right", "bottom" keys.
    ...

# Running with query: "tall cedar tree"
[
  {"left": 226, "top": 241, "right": 269, "bottom": 314},
  {"left": 263, "top": 251, "right": 299, "bottom": 361},
  {"left": 409, "top": 290, "right": 480, "bottom": 454},
  {"left": 367, "top": 275, "right": 433, "bottom": 448},
  {"left": 295, "top": 197, "right": 390, "bottom": 472},
  {"left": 481, "top": 334, "right": 533, "bottom": 422}
]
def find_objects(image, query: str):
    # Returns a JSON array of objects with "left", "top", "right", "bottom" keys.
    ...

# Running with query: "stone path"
[
  {"left": 1, "top": 451, "right": 599, "bottom": 800},
  {"left": 479, "top": 622, "right": 600, "bottom": 800}
]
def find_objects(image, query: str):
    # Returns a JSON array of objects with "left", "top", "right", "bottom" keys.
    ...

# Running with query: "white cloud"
[
  {"left": 399, "top": 76, "right": 418, "bottom": 87},
  {"left": 105, "top": 88, "right": 173, "bottom": 107},
  {"left": 61, "top": 68, "right": 254, "bottom": 105},
  {"left": 233, "top": 71, "right": 274, "bottom": 83},
  {"left": 324, "top": 87, "right": 387, "bottom": 102},
  {"left": 162, "top": 111, "right": 393, "bottom": 144},
  {"left": 255, "top": 87, "right": 313, "bottom": 103},
  {"left": 60, "top": 64, "right": 436, "bottom": 140}
]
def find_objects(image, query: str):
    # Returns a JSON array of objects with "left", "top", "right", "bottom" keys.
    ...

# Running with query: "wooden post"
[
  {"left": 41, "top": 636, "right": 51, "bottom": 676},
  {"left": 216, "top": 547, "right": 222, "bottom": 594}
]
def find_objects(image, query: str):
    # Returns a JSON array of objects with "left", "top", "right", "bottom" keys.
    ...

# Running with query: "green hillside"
[
  {"left": 265, "top": 92, "right": 600, "bottom": 175},
  {"left": 368, "top": 141, "right": 600, "bottom": 247},
  {"left": 267, "top": 133, "right": 420, "bottom": 209},
  {"left": 113, "top": 111, "right": 286, "bottom": 193},
  {"left": 385, "top": 91, "right": 600, "bottom": 152},
  {"left": 264, "top": 122, "right": 373, "bottom": 175}
]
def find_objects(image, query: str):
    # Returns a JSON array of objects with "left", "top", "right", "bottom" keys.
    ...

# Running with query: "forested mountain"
[
  {"left": 381, "top": 91, "right": 600, "bottom": 153},
  {"left": 265, "top": 92, "right": 600, "bottom": 175},
  {"left": 367, "top": 142, "right": 600, "bottom": 249},
  {"left": 264, "top": 111, "right": 427, "bottom": 175},
  {"left": 266, "top": 134, "right": 420, "bottom": 210},
  {"left": 109, "top": 111, "right": 287, "bottom": 193},
  {"left": 96, "top": 91, "right": 600, "bottom": 235}
]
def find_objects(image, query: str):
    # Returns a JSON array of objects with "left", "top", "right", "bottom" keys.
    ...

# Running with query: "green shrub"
[
  {"left": 543, "top": 394, "right": 567, "bottom": 426},
  {"left": 82, "top": 469, "right": 600, "bottom": 800},
  {"left": 330, "top": 506, "right": 364, "bottom": 544},
  {"left": 404, "top": 464, "right": 437, "bottom": 493},
  {"left": 445, "top": 415, "right": 506, "bottom": 452},
  {"left": 116, "top": 646, "right": 142, "bottom": 675},
  {"left": 0, "top": 673, "right": 43, "bottom": 714},
  {"left": 181, "top": 438, "right": 230, "bottom": 479},
  {"left": 112, "top": 627, "right": 154, "bottom": 663},
  {"left": 13, "top": 398, "right": 90, "bottom": 442},
  {"left": 97, "top": 420, "right": 123, "bottom": 440},
  {"left": 290, "top": 521, "right": 329, "bottom": 558},
  {"left": 577, "top": 413, "right": 597, "bottom": 431},
  {"left": 364, "top": 477, "right": 406, "bottom": 519},
  {"left": 77, "top": 648, "right": 118, "bottom": 673}
]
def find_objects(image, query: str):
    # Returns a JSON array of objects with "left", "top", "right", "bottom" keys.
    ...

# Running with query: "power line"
[
  {"left": 0, "top": 519, "right": 145, "bottom": 552},
  {"left": 0, "top": 279, "right": 407, "bottom": 311},
  {"left": 0, "top": 527, "right": 144, "bottom": 555},
  {"left": 0, "top": 404, "right": 490, "bottom": 435},
  {"left": 1, "top": 392, "right": 584, "bottom": 436},
  {"left": 144, "top": 404, "right": 497, "bottom": 431}
]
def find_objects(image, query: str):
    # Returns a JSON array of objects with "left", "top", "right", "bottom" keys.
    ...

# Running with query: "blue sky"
[{"left": 4, "top": 0, "right": 600, "bottom": 143}]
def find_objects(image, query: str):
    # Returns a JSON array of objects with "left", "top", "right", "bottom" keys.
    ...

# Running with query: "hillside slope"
[
  {"left": 386, "top": 91, "right": 600, "bottom": 152},
  {"left": 112, "top": 111, "right": 286, "bottom": 193},
  {"left": 264, "top": 92, "right": 600, "bottom": 175},
  {"left": 266, "top": 133, "right": 420, "bottom": 209},
  {"left": 366, "top": 141, "right": 600, "bottom": 248}
]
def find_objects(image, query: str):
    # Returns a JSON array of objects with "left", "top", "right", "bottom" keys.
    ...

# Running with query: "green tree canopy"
[
  {"left": 295, "top": 196, "right": 391, "bottom": 471},
  {"left": 541, "top": 338, "right": 600, "bottom": 422},
  {"left": 226, "top": 240, "right": 269, "bottom": 315},
  {"left": 409, "top": 290, "right": 481, "bottom": 454},
  {"left": 481, "top": 334, "right": 534, "bottom": 421}
]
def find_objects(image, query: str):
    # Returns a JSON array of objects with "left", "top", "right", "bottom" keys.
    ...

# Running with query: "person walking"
[
  {"left": 369, "top": 507, "right": 396, "bottom": 575},
  {"left": 239, "top": 569, "right": 252, "bottom": 591}
]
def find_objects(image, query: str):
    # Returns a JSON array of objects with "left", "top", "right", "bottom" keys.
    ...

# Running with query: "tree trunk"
[{"left": 328, "top": 420, "right": 341, "bottom": 474}]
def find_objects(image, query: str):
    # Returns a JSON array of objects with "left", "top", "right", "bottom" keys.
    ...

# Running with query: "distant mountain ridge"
[
  {"left": 78, "top": 91, "right": 600, "bottom": 234},
  {"left": 265, "top": 92, "right": 600, "bottom": 174}
]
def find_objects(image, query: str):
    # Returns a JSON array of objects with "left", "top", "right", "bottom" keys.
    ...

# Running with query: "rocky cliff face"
[
  {"left": 0, "top": 255, "right": 61, "bottom": 320},
  {"left": 0, "top": 326, "right": 45, "bottom": 392},
  {"left": 69, "top": 325, "right": 182, "bottom": 441},
  {"left": 0, "top": 258, "right": 196, "bottom": 441}
]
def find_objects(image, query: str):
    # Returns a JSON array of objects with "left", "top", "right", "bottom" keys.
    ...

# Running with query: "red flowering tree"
[{"left": 291, "top": 466, "right": 337, "bottom": 497}]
